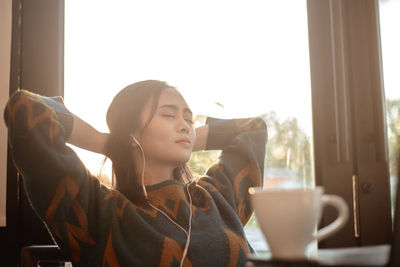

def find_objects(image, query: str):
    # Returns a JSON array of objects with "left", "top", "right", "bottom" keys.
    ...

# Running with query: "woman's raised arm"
[
  {"left": 193, "top": 125, "right": 209, "bottom": 152},
  {"left": 198, "top": 117, "right": 267, "bottom": 225},
  {"left": 67, "top": 114, "right": 109, "bottom": 155},
  {"left": 4, "top": 89, "right": 126, "bottom": 265}
]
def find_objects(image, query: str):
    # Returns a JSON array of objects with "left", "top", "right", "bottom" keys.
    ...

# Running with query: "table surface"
[{"left": 246, "top": 244, "right": 391, "bottom": 266}]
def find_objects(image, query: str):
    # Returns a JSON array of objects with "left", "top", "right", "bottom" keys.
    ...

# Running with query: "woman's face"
[{"left": 134, "top": 87, "right": 195, "bottom": 167}]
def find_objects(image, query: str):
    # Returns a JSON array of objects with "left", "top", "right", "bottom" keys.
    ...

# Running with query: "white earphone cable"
[
  {"left": 135, "top": 136, "right": 148, "bottom": 200},
  {"left": 180, "top": 184, "right": 192, "bottom": 266},
  {"left": 131, "top": 135, "right": 192, "bottom": 267}
]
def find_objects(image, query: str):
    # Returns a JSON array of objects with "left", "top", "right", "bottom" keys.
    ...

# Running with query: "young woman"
[{"left": 4, "top": 80, "right": 267, "bottom": 267}]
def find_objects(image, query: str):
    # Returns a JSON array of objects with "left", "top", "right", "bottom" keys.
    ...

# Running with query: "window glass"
[
  {"left": 379, "top": 0, "right": 400, "bottom": 213},
  {"left": 65, "top": 0, "right": 313, "bottom": 254}
]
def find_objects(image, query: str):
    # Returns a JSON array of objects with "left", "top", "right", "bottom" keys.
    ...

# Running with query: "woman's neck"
[
  {"left": 141, "top": 161, "right": 175, "bottom": 186},
  {"left": 132, "top": 151, "right": 176, "bottom": 186}
]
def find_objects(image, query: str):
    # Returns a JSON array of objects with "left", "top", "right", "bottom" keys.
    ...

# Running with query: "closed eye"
[
  {"left": 161, "top": 111, "right": 193, "bottom": 124},
  {"left": 162, "top": 114, "right": 175, "bottom": 118}
]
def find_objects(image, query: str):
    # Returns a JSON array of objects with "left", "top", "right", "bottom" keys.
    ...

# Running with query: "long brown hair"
[{"left": 105, "top": 80, "right": 193, "bottom": 204}]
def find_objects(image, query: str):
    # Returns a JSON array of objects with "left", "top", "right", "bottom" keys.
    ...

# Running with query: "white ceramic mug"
[{"left": 250, "top": 186, "right": 349, "bottom": 259}]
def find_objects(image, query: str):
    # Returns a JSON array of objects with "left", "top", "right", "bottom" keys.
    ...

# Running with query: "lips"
[{"left": 176, "top": 137, "right": 191, "bottom": 145}]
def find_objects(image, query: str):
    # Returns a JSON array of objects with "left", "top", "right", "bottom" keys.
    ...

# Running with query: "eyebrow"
[{"left": 159, "top": 104, "right": 193, "bottom": 116}]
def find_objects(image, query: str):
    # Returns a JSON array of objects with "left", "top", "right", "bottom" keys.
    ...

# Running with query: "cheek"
[{"left": 141, "top": 124, "right": 172, "bottom": 147}]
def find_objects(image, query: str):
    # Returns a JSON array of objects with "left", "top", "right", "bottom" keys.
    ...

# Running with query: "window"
[
  {"left": 379, "top": 0, "right": 400, "bottom": 212},
  {"left": 65, "top": 0, "right": 393, "bottom": 252},
  {"left": 3, "top": 0, "right": 394, "bottom": 265},
  {"left": 65, "top": 0, "right": 313, "bottom": 254}
]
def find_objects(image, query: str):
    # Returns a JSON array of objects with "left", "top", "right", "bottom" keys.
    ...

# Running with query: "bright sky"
[
  {"left": 64, "top": 0, "right": 399, "bottom": 175},
  {"left": 380, "top": 0, "right": 400, "bottom": 100},
  {"left": 64, "top": 0, "right": 312, "bottom": 174},
  {"left": 65, "top": 0, "right": 311, "bottom": 127}
]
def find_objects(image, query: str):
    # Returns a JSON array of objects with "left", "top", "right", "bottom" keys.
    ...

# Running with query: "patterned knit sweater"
[{"left": 4, "top": 90, "right": 267, "bottom": 267}]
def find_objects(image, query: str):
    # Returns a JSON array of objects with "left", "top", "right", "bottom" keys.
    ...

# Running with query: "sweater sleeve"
[
  {"left": 3, "top": 90, "right": 116, "bottom": 264},
  {"left": 201, "top": 116, "right": 267, "bottom": 226}
]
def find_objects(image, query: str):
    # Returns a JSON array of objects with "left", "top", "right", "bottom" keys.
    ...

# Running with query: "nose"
[{"left": 177, "top": 116, "right": 190, "bottom": 133}]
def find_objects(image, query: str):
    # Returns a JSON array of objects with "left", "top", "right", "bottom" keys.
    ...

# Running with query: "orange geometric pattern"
[
  {"left": 102, "top": 231, "right": 120, "bottom": 267},
  {"left": 147, "top": 183, "right": 187, "bottom": 220},
  {"left": 160, "top": 236, "right": 192, "bottom": 267},
  {"left": 45, "top": 176, "right": 95, "bottom": 263},
  {"left": 46, "top": 176, "right": 79, "bottom": 238},
  {"left": 6, "top": 90, "right": 60, "bottom": 143},
  {"left": 233, "top": 159, "right": 262, "bottom": 225},
  {"left": 104, "top": 190, "right": 130, "bottom": 218},
  {"left": 222, "top": 227, "right": 249, "bottom": 267},
  {"left": 6, "top": 88, "right": 267, "bottom": 267},
  {"left": 187, "top": 184, "right": 211, "bottom": 217}
]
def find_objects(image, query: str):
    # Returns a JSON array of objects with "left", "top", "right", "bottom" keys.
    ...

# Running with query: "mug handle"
[{"left": 315, "top": 195, "right": 349, "bottom": 241}]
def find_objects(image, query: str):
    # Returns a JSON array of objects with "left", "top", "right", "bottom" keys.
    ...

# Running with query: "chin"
[
  {"left": 163, "top": 149, "right": 192, "bottom": 166},
  {"left": 172, "top": 156, "right": 191, "bottom": 166},
  {"left": 178, "top": 157, "right": 191, "bottom": 165}
]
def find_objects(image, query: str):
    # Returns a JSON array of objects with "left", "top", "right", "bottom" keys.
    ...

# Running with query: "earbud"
[{"left": 130, "top": 134, "right": 140, "bottom": 147}]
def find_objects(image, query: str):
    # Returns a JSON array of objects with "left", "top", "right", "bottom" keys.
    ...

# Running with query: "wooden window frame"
[
  {"left": 0, "top": 0, "right": 392, "bottom": 264},
  {"left": 0, "top": 0, "right": 65, "bottom": 265},
  {"left": 308, "top": 0, "right": 391, "bottom": 247}
]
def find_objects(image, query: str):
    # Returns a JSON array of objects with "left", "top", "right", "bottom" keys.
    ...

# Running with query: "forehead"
[{"left": 158, "top": 87, "right": 189, "bottom": 109}]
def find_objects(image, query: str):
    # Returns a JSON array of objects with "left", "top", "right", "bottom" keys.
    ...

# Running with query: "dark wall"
[{"left": 0, "top": 0, "right": 64, "bottom": 265}]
